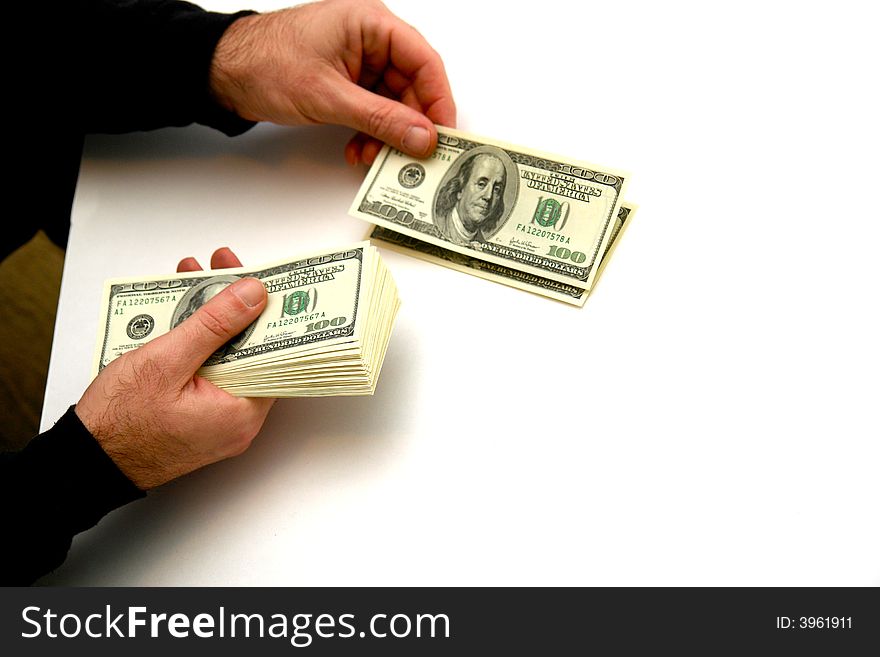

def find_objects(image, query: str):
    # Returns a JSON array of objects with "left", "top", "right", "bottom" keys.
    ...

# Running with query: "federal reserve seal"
[
  {"left": 126, "top": 314, "right": 155, "bottom": 340},
  {"left": 398, "top": 162, "right": 426, "bottom": 189}
]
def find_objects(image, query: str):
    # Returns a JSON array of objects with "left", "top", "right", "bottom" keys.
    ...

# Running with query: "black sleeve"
[
  {"left": 59, "top": 0, "right": 257, "bottom": 136},
  {"left": 1, "top": 0, "right": 260, "bottom": 260},
  {"left": 0, "top": 407, "right": 146, "bottom": 585}
]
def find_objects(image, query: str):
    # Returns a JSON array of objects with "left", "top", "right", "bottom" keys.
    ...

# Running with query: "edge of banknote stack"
[
  {"left": 92, "top": 242, "right": 400, "bottom": 397},
  {"left": 348, "top": 126, "right": 636, "bottom": 306}
]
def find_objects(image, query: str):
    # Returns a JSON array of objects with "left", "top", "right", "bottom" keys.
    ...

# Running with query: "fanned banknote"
[
  {"left": 369, "top": 203, "right": 636, "bottom": 306},
  {"left": 92, "top": 243, "right": 399, "bottom": 396},
  {"left": 349, "top": 126, "right": 632, "bottom": 300}
]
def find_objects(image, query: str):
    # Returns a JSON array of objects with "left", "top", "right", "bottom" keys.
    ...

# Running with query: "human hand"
[
  {"left": 210, "top": 0, "right": 456, "bottom": 165},
  {"left": 75, "top": 248, "right": 274, "bottom": 490}
]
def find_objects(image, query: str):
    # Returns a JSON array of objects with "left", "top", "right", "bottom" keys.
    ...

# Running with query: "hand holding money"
[
  {"left": 83, "top": 243, "right": 399, "bottom": 489},
  {"left": 77, "top": 254, "right": 275, "bottom": 490},
  {"left": 210, "top": 0, "right": 456, "bottom": 166},
  {"left": 92, "top": 243, "right": 400, "bottom": 397}
]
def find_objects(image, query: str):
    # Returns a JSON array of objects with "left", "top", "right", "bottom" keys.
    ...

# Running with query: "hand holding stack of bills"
[
  {"left": 92, "top": 243, "right": 399, "bottom": 396},
  {"left": 349, "top": 126, "right": 636, "bottom": 306}
]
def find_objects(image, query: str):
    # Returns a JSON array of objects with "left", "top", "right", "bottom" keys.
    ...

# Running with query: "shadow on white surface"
[{"left": 84, "top": 122, "right": 355, "bottom": 168}]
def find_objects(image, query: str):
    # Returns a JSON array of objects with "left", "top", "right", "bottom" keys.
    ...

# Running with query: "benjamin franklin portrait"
[
  {"left": 433, "top": 146, "right": 517, "bottom": 247},
  {"left": 171, "top": 274, "right": 256, "bottom": 361}
]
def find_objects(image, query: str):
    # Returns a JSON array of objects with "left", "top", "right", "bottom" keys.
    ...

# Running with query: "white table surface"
[{"left": 40, "top": 0, "right": 879, "bottom": 585}]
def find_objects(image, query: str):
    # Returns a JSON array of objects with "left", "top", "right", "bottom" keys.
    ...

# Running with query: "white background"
[{"left": 40, "top": 0, "right": 879, "bottom": 585}]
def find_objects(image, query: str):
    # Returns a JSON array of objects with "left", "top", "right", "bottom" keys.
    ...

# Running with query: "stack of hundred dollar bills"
[
  {"left": 92, "top": 243, "right": 399, "bottom": 396},
  {"left": 349, "top": 126, "right": 635, "bottom": 306}
]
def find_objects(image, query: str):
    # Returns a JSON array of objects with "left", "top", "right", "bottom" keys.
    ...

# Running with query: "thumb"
[
  {"left": 333, "top": 82, "right": 437, "bottom": 158},
  {"left": 144, "top": 277, "right": 267, "bottom": 384}
]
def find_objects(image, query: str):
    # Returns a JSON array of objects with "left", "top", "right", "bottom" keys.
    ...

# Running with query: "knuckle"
[
  {"left": 194, "top": 305, "right": 237, "bottom": 342},
  {"left": 231, "top": 435, "right": 253, "bottom": 457},
  {"left": 363, "top": 6, "right": 388, "bottom": 28},
  {"left": 217, "top": 407, "right": 261, "bottom": 457},
  {"left": 230, "top": 424, "right": 257, "bottom": 456},
  {"left": 365, "top": 103, "right": 396, "bottom": 140}
]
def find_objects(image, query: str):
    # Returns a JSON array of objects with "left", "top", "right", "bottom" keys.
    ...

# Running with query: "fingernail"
[
  {"left": 402, "top": 126, "right": 431, "bottom": 156},
  {"left": 231, "top": 278, "right": 266, "bottom": 308},
  {"left": 344, "top": 145, "right": 358, "bottom": 167}
]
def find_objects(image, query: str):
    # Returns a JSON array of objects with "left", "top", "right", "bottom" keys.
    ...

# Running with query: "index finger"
[
  {"left": 210, "top": 247, "right": 243, "bottom": 270},
  {"left": 363, "top": 14, "right": 456, "bottom": 127},
  {"left": 392, "top": 25, "right": 456, "bottom": 127}
]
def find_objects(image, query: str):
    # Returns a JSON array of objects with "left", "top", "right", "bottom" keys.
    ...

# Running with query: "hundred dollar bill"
[
  {"left": 370, "top": 204, "right": 636, "bottom": 306},
  {"left": 92, "top": 243, "right": 399, "bottom": 396},
  {"left": 349, "top": 126, "right": 629, "bottom": 292}
]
